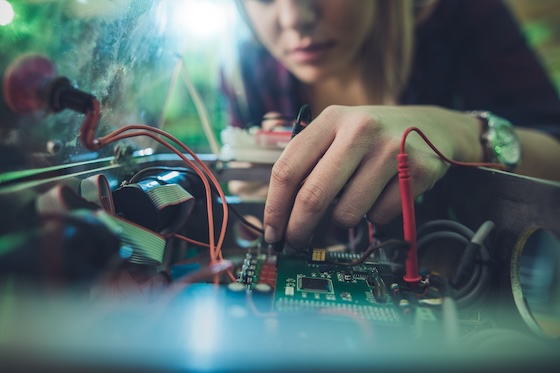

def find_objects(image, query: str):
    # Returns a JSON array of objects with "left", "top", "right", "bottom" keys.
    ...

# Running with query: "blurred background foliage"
[
  {"left": 0, "top": 0, "right": 559, "bottom": 169},
  {"left": 507, "top": 0, "right": 560, "bottom": 89},
  {"left": 0, "top": 0, "right": 240, "bottom": 167}
]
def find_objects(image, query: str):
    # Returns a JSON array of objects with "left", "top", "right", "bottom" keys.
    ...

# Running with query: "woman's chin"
[{"left": 291, "top": 67, "right": 331, "bottom": 85}]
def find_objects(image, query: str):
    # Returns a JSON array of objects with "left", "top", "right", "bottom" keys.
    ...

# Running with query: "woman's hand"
[{"left": 263, "top": 105, "right": 483, "bottom": 248}]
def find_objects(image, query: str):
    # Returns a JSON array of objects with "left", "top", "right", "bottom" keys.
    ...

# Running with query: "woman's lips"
[{"left": 288, "top": 41, "right": 336, "bottom": 63}]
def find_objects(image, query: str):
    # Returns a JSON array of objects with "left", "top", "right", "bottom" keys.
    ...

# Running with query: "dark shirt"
[{"left": 221, "top": 0, "right": 560, "bottom": 138}]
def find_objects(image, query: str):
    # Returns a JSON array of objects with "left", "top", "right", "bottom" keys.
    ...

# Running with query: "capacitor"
[
  {"left": 227, "top": 282, "right": 246, "bottom": 293},
  {"left": 254, "top": 283, "right": 272, "bottom": 294}
]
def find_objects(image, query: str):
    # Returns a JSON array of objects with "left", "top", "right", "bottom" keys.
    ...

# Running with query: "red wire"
[
  {"left": 166, "top": 234, "right": 237, "bottom": 282},
  {"left": 400, "top": 127, "right": 506, "bottom": 170},
  {"left": 98, "top": 122, "right": 230, "bottom": 263},
  {"left": 367, "top": 221, "right": 374, "bottom": 245},
  {"left": 398, "top": 126, "right": 507, "bottom": 286},
  {"left": 168, "top": 233, "right": 210, "bottom": 248},
  {"left": 101, "top": 129, "right": 219, "bottom": 260},
  {"left": 81, "top": 99, "right": 102, "bottom": 150},
  {"left": 104, "top": 128, "right": 227, "bottom": 259},
  {"left": 82, "top": 99, "right": 233, "bottom": 281},
  {"left": 397, "top": 152, "right": 421, "bottom": 286}
]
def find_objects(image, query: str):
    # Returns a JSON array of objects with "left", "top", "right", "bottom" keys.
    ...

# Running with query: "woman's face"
[{"left": 242, "top": 0, "right": 376, "bottom": 84}]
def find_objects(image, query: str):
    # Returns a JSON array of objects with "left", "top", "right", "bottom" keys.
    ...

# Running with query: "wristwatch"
[{"left": 469, "top": 111, "right": 522, "bottom": 172}]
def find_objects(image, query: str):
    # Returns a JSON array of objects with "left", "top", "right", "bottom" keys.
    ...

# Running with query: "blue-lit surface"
[{"left": 0, "top": 281, "right": 558, "bottom": 373}]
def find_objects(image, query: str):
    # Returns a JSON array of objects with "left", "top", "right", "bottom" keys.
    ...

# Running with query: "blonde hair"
[
  {"left": 225, "top": 0, "right": 439, "bottom": 117},
  {"left": 367, "top": 0, "right": 439, "bottom": 104}
]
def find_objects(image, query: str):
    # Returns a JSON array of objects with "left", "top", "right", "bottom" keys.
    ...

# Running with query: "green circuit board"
[{"left": 273, "top": 253, "right": 401, "bottom": 324}]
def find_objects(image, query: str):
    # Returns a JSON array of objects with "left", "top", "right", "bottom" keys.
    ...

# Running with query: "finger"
[
  {"left": 332, "top": 143, "right": 398, "bottom": 228},
  {"left": 366, "top": 176, "right": 403, "bottom": 226},
  {"left": 284, "top": 132, "right": 366, "bottom": 247},
  {"left": 263, "top": 122, "right": 336, "bottom": 243},
  {"left": 366, "top": 157, "right": 447, "bottom": 225}
]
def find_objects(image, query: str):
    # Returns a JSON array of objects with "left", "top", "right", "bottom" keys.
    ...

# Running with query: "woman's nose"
[{"left": 277, "top": 0, "right": 317, "bottom": 32}]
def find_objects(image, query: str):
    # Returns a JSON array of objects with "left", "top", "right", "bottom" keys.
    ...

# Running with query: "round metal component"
[
  {"left": 511, "top": 228, "right": 560, "bottom": 339},
  {"left": 46, "top": 140, "right": 63, "bottom": 155},
  {"left": 3, "top": 54, "right": 56, "bottom": 113}
]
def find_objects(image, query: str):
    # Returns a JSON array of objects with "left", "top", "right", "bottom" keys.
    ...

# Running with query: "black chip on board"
[{"left": 299, "top": 277, "right": 333, "bottom": 293}]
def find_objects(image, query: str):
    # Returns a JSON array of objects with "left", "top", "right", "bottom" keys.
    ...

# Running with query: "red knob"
[{"left": 3, "top": 54, "right": 56, "bottom": 113}]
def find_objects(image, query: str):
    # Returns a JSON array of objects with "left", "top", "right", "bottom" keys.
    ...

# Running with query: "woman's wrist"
[
  {"left": 457, "top": 111, "right": 486, "bottom": 164},
  {"left": 407, "top": 106, "right": 485, "bottom": 164}
]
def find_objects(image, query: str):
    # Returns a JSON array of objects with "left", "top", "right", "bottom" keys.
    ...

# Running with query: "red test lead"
[
  {"left": 398, "top": 126, "right": 506, "bottom": 287},
  {"left": 397, "top": 153, "right": 421, "bottom": 286}
]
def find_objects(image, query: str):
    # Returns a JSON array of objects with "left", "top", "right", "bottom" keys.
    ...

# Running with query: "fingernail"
[{"left": 264, "top": 225, "right": 278, "bottom": 243}]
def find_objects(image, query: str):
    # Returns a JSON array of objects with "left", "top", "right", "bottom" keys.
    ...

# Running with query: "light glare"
[
  {"left": 172, "top": 0, "right": 230, "bottom": 38},
  {"left": 188, "top": 297, "right": 219, "bottom": 355},
  {"left": 0, "top": 0, "right": 15, "bottom": 26}
]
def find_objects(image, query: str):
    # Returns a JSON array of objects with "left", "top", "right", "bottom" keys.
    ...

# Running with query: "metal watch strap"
[{"left": 468, "top": 111, "right": 521, "bottom": 171}]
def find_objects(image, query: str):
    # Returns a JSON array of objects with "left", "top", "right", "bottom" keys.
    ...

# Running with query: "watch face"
[{"left": 491, "top": 118, "right": 522, "bottom": 169}]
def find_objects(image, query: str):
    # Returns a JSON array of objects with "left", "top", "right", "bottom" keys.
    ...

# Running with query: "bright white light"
[
  {"left": 134, "top": 147, "right": 155, "bottom": 157},
  {"left": 0, "top": 0, "right": 15, "bottom": 26},
  {"left": 158, "top": 171, "right": 179, "bottom": 181},
  {"left": 187, "top": 297, "right": 219, "bottom": 356},
  {"left": 171, "top": 0, "right": 231, "bottom": 39}
]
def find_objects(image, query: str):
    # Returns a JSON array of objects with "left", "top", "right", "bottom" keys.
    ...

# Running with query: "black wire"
[
  {"left": 417, "top": 231, "right": 479, "bottom": 299},
  {"left": 227, "top": 203, "right": 264, "bottom": 235},
  {"left": 295, "top": 104, "right": 312, "bottom": 124},
  {"left": 244, "top": 106, "right": 311, "bottom": 134},
  {"left": 126, "top": 166, "right": 265, "bottom": 235},
  {"left": 416, "top": 219, "right": 492, "bottom": 308},
  {"left": 128, "top": 166, "right": 197, "bottom": 184},
  {"left": 417, "top": 219, "right": 475, "bottom": 239},
  {"left": 427, "top": 273, "right": 452, "bottom": 297},
  {"left": 291, "top": 104, "right": 313, "bottom": 139},
  {"left": 325, "top": 239, "right": 409, "bottom": 267}
]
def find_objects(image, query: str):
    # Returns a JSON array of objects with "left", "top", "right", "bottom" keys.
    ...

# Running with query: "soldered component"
[
  {"left": 367, "top": 269, "right": 388, "bottom": 303},
  {"left": 311, "top": 248, "right": 327, "bottom": 262},
  {"left": 352, "top": 271, "right": 369, "bottom": 280},
  {"left": 297, "top": 276, "right": 333, "bottom": 294},
  {"left": 274, "top": 255, "right": 399, "bottom": 324},
  {"left": 238, "top": 252, "right": 277, "bottom": 289}
]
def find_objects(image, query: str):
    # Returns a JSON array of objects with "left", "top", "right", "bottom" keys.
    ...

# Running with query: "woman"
[{"left": 221, "top": 0, "right": 560, "bottom": 248}]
